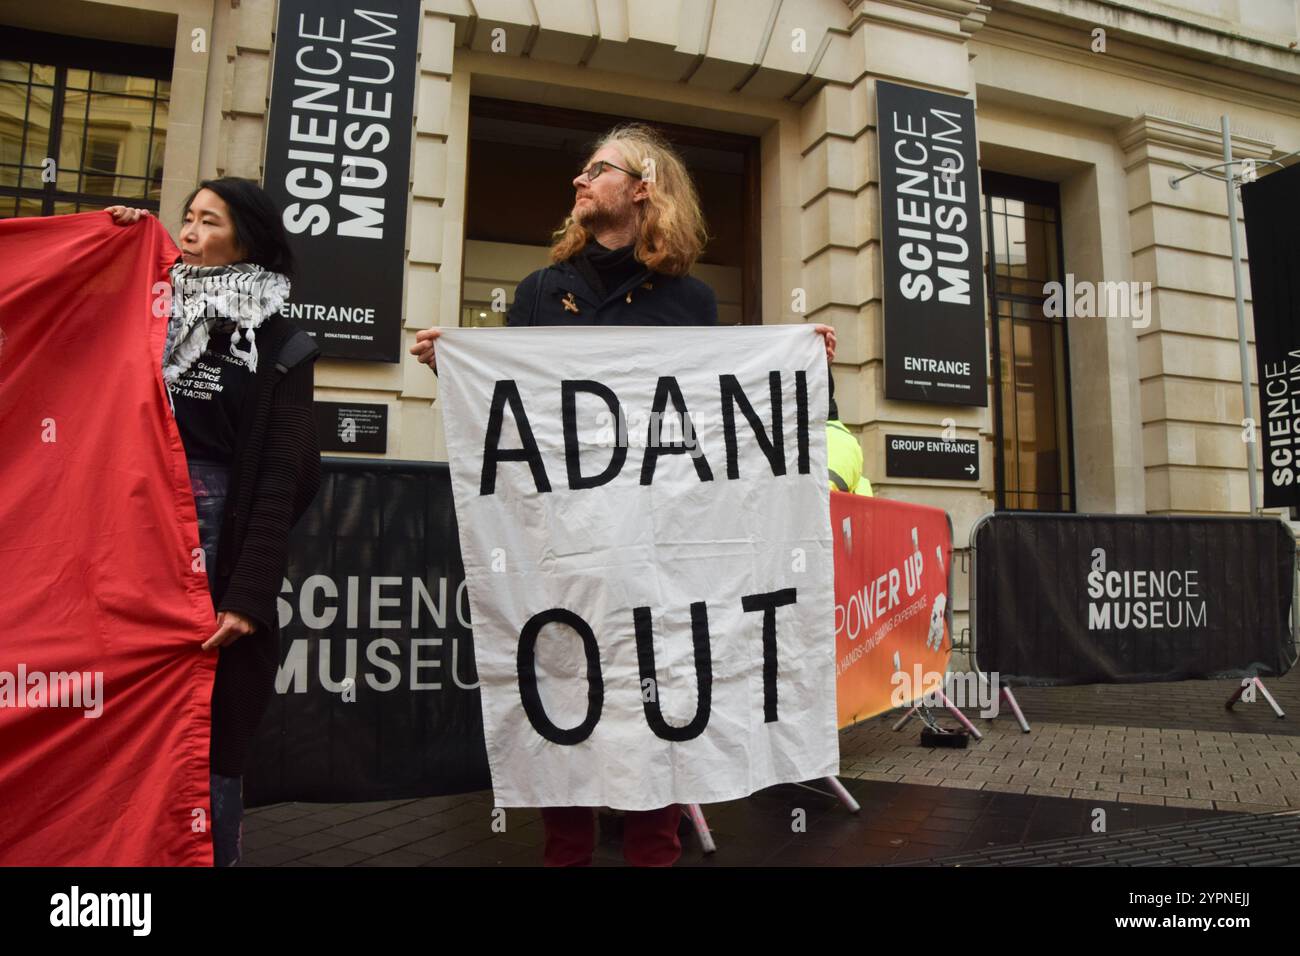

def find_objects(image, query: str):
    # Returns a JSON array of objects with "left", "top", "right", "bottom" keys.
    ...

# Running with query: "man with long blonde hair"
[
  {"left": 414, "top": 123, "right": 720, "bottom": 344},
  {"left": 412, "top": 122, "right": 834, "bottom": 866},
  {"left": 511, "top": 122, "right": 716, "bottom": 327},
  {"left": 547, "top": 123, "right": 708, "bottom": 282}
]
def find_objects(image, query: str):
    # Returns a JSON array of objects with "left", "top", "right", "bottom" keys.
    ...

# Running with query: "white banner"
[{"left": 438, "top": 325, "right": 838, "bottom": 810}]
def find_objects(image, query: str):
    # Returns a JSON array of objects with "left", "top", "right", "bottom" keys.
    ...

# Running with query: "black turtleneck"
[{"left": 573, "top": 240, "right": 643, "bottom": 300}]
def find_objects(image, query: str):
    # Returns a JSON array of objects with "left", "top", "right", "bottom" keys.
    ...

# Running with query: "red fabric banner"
[
  {"left": 0, "top": 213, "right": 216, "bottom": 866},
  {"left": 832, "top": 492, "right": 953, "bottom": 728}
]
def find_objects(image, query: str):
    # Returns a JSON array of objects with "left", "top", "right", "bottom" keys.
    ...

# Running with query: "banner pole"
[
  {"left": 682, "top": 804, "right": 717, "bottom": 854},
  {"left": 821, "top": 776, "right": 862, "bottom": 813},
  {"left": 1223, "top": 114, "right": 1261, "bottom": 514}
]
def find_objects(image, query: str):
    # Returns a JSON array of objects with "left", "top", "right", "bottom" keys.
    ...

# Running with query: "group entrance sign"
[{"left": 885, "top": 433, "right": 979, "bottom": 481}]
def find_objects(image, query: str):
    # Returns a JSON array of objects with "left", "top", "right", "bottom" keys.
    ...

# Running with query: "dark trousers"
[
  {"left": 190, "top": 461, "right": 241, "bottom": 867},
  {"left": 540, "top": 806, "right": 682, "bottom": 866}
]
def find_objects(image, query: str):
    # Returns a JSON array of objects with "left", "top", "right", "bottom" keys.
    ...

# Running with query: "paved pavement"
[
  {"left": 243, "top": 667, "right": 1300, "bottom": 866},
  {"left": 240, "top": 780, "right": 1229, "bottom": 867},
  {"left": 917, "top": 809, "right": 1300, "bottom": 866},
  {"left": 839, "top": 716, "right": 1300, "bottom": 814},
  {"left": 991, "top": 673, "right": 1297, "bottom": 738}
]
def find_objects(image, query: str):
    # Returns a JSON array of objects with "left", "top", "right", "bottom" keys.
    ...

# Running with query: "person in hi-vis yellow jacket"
[
  {"left": 828, "top": 420, "right": 873, "bottom": 495},
  {"left": 827, "top": 376, "right": 873, "bottom": 495}
]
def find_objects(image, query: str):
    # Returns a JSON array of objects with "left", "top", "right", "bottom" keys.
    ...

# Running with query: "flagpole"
[{"left": 1222, "top": 114, "right": 1260, "bottom": 515}]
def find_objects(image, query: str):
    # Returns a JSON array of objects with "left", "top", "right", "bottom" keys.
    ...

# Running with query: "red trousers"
[{"left": 541, "top": 805, "right": 681, "bottom": 867}]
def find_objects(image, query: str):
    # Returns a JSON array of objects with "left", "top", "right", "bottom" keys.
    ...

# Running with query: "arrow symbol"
[{"left": 965, "top": 464, "right": 976, "bottom": 474}]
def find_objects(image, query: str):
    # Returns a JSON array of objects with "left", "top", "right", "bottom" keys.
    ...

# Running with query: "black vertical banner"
[
  {"left": 262, "top": 0, "right": 419, "bottom": 362},
  {"left": 1242, "top": 162, "right": 1300, "bottom": 508},
  {"left": 876, "top": 81, "right": 987, "bottom": 406}
]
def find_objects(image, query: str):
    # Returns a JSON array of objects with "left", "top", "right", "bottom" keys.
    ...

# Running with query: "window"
[
  {"left": 84, "top": 137, "right": 123, "bottom": 196},
  {"left": 983, "top": 172, "right": 1075, "bottom": 512},
  {"left": 0, "top": 28, "right": 172, "bottom": 219}
]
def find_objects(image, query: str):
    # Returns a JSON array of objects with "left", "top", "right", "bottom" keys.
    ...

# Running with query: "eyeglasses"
[{"left": 578, "top": 159, "right": 638, "bottom": 183}]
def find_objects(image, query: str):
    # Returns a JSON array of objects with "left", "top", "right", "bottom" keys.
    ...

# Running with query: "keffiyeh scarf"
[{"left": 162, "top": 261, "right": 291, "bottom": 387}]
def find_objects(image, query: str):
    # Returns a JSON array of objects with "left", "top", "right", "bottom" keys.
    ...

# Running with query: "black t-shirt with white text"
[{"left": 171, "top": 328, "right": 255, "bottom": 466}]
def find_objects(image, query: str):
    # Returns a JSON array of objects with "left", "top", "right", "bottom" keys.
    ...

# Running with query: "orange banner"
[{"left": 832, "top": 493, "right": 952, "bottom": 728}]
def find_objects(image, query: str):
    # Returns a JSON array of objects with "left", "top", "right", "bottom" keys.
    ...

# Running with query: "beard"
[{"left": 573, "top": 193, "right": 624, "bottom": 233}]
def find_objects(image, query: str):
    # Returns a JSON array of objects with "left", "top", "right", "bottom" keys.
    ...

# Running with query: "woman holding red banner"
[{"left": 106, "top": 179, "right": 321, "bottom": 867}]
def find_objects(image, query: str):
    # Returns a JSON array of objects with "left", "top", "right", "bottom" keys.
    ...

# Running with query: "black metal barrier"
[
  {"left": 244, "top": 459, "right": 491, "bottom": 807},
  {"left": 971, "top": 512, "right": 1298, "bottom": 686}
]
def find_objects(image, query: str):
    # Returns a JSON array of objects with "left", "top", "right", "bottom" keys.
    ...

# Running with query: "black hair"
[{"left": 182, "top": 177, "right": 296, "bottom": 278}]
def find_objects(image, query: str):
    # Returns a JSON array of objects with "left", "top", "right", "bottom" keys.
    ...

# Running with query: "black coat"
[
  {"left": 506, "top": 256, "right": 718, "bottom": 327},
  {"left": 502, "top": 256, "right": 839, "bottom": 416},
  {"left": 208, "top": 314, "right": 321, "bottom": 777}
]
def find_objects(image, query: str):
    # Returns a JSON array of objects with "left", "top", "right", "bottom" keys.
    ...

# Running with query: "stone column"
[
  {"left": 401, "top": 8, "right": 464, "bottom": 461},
  {"left": 1120, "top": 114, "right": 1273, "bottom": 515},
  {"left": 156, "top": 0, "right": 219, "bottom": 226},
  {"left": 220, "top": 0, "right": 274, "bottom": 179}
]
